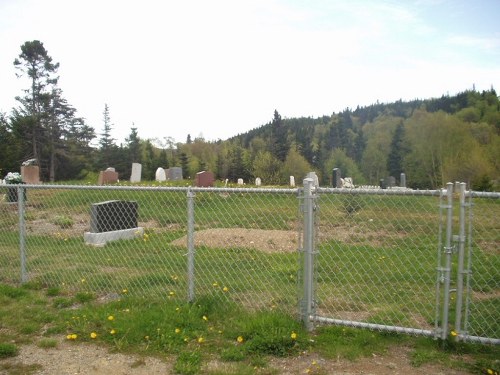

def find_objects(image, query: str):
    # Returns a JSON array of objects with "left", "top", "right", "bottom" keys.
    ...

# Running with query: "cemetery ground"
[{"left": 0, "top": 185, "right": 499, "bottom": 374}]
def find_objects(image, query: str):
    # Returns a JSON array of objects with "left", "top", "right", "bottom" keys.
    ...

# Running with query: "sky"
[{"left": 1, "top": 0, "right": 499, "bottom": 145}]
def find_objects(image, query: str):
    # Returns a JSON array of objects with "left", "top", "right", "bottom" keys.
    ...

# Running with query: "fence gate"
[{"left": 300, "top": 179, "right": 499, "bottom": 344}]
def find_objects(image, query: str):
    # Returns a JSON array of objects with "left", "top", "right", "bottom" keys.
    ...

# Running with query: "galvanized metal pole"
[
  {"left": 187, "top": 188, "right": 195, "bottom": 302},
  {"left": 441, "top": 182, "right": 454, "bottom": 340},
  {"left": 18, "top": 185, "right": 27, "bottom": 283},
  {"left": 434, "top": 187, "right": 445, "bottom": 338},
  {"left": 301, "top": 178, "right": 315, "bottom": 331},
  {"left": 454, "top": 182, "right": 467, "bottom": 339}
]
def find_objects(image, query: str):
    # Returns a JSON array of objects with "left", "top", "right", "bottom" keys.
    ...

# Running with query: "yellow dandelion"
[
  {"left": 176, "top": 307, "right": 180, "bottom": 312},
  {"left": 169, "top": 291, "right": 175, "bottom": 296},
  {"left": 212, "top": 282, "right": 218, "bottom": 287},
  {"left": 171, "top": 275, "right": 178, "bottom": 280},
  {"left": 222, "top": 286, "right": 229, "bottom": 292},
  {"left": 175, "top": 328, "right": 181, "bottom": 334},
  {"left": 71, "top": 334, "right": 77, "bottom": 339},
  {"left": 144, "top": 335, "right": 150, "bottom": 340},
  {"left": 110, "top": 329, "right": 116, "bottom": 335},
  {"left": 90, "top": 332, "right": 97, "bottom": 339},
  {"left": 107, "top": 315, "right": 114, "bottom": 321},
  {"left": 197, "top": 337, "right": 205, "bottom": 343},
  {"left": 81, "top": 278, "right": 86, "bottom": 283},
  {"left": 450, "top": 330, "right": 458, "bottom": 337},
  {"left": 237, "top": 336, "right": 244, "bottom": 343},
  {"left": 291, "top": 332, "right": 298, "bottom": 340},
  {"left": 184, "top": 337, "right": 189, "bottom": 342},
  {"left": 487, "top": 369, "right": 493, "bottom": 375},
  {"left": 202, "top": 315, "right": 208, "bottom": 321},
  {"left": 122, "top": 289, "right": 128, "bottom": 294}
]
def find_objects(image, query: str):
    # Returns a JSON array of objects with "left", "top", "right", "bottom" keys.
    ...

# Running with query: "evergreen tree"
[
  {"left": 179, "top": 152, "right": 190, "bottom": 178},
  {"left": 98, "top": 104, "right": 116, "bottom": 168},
  {"left": 13, "top": 40, "right": 59, "bottom": 174},
  {"left": 387, "top": 122, "right": 406, "bottom": 180},
  {"left": 269, "top": 110, "right": 289, "bottom": 162},
  {"left": 125, "top": 125, "right": 141, "bottom": 163}
]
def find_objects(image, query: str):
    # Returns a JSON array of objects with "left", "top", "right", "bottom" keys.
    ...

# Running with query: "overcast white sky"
[{"left": 1, "top": 0, "right": 499, "bottom": 144}]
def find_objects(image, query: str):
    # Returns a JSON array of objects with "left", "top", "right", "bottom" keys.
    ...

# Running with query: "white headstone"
[
  {"left": 224, "top": 178, "right": 229, "bottom": 187},
  {"left": 237, "top": 178, "right": 244, "bottom": 185},
  {"left": 155, "top": 167, "right": 166, "bottom": 182},
  {"left": 255, "top": 177, "right": 261, "bottom": 186},
  {"left": 289, "top": 176, "right": 295, "bottom": 187},
  {"left": 130, "top": 163, "right": 142, "bottom": 183},
  {"left": 343, "top": 177, "right": 354, "bottom": 188},
  {"left": 305, "top": 172, "right": 319, "bottom": 188}
]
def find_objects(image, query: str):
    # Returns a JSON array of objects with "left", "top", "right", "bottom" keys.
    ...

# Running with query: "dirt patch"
[
  {"left": 0, "top": 339, "right": 474, "bottom": 375},
  {"left": 171, "top": 228, "right": 299, "bottom": 253}
]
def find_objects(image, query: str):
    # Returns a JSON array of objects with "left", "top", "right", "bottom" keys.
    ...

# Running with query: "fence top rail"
[
  {"left": 317, "top": 187, "right": 442, "bottom": 197},
  {"left": 11, "top": 184, "right": 299, "bottom": 194},
  {"left": 467, "top": 191, "right": 500, "bottom": 199}
]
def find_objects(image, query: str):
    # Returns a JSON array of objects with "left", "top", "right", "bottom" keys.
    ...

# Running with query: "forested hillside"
[{"left": 1, "top": 40, "right": 499, "bottom": 190}]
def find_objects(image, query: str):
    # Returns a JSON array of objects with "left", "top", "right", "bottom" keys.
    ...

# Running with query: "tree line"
[{"left": 1, "top": 41, "right": 499, "bottom": 190}]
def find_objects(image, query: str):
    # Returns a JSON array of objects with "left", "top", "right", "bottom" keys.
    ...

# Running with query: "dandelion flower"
[
  {"left": 107, "top": 315, "right": 114, "bottom": 321},
  {"left": 176, "top": 307, "right": 180, "bottom": 312},
  {"left": 110, "top": 329, "right": 116, "bottom": 335},
  {"left": 222, "top": 286, "right": 229, "bottom": 292},
  {"left": 487, "top": 369, "right": 494, "bottom": 375},
  {"left": 237, "top": 336, "right": 244, "bottom": 343},
  {"left": 291, "top": 332, "right": 298, "bottom": 340},
  {"left": 144, "top": 335, "right": 150, "bottom": 340},
  {"left": 66, "top": 334, "right": 77, "bottom": 340},
  {"left": 202, "top": 315, "right": 208, "bottom": 321},
  {"left": 175, "top": 328, "right": 181, "bottom": 334},
  {"left": 90, "top": 332, "right": 97, "bottom": 339},
  {"left": 169, "top": 291, "right": 175, "bottom": 296},
  {"left": 197, "top": 337, "right": 204, "bottom": 343},
  {"left": 450, "top": 330, "right": 458, "bottom": 337},
  {"left": 122, "top": 289, "right": 128, "bottom": 294},
  {"left": 212, "top": 282, "right": 218, "bottom": 287}
]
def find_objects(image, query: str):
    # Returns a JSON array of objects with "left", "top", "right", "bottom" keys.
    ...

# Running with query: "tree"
[
  {"left": 125, "top": 125, "right": 141, "bottom": 163},
  {"left": 98, "top": 104, "right": 116, "bottom": 168},
  {"left": 281, "top": 145, "right": 313, "bottom": 183},
  {"left": 387, "top": 122, "right": 406, "bottom": 181},
  {"left": 269, "top": 110, "right": 289, "bottom": 162},
  {"left": 13, "top": 40, "right": 59, "bottom": 166}
]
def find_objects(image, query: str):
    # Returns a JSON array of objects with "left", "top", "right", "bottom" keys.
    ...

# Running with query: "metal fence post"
[
  {"left": 187, "top": 188, "right": 195, "bottom": 302},
  {"left": 454, "top": 182, "right": 467, "bottom": 339},
  {"left": 440, "top": 182, "right": 454, "bottom": 340},
  {"left": 301, "top": 178, "right": 315, "bottom": 331},
  {"left": 18, "top": 184, "right": 28, "bottom": 283}
]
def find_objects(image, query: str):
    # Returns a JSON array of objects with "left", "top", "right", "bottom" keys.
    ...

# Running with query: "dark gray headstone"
[
  {"left": 332, "top": 168, "right": 341, "bottom": 188},
  {"left": 400, "top": 173, "right": 406, "bottom": 188},
  {"left": 380, "top": 179, "right": 386, "bottom": 189},
  {"left": 90, "top": 200, "right": 138, "bottom": 233},
  {"left": 168, "top": 167, "right": 183, "bottom": 181}
]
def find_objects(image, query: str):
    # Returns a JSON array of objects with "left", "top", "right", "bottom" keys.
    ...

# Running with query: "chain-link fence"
[{"left": 0, "top": 182, "right": 498, "bottom": 344}]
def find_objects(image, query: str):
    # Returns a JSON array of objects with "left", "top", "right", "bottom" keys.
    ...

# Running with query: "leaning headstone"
[
  {"left": 167, "top": 167, "right": 183, "bottom": 181},
  {"left": 130, "top": 163, "right": 142, "bottom": 183},
  {"left": 98, "top": 167, "right": 118, "bottom": 185},
  {"left": 289, "top": 176, "right": 295, "bottom": 187},
  {"left": 255, "top": 177, "right": 261, "bottom": 186},
  {"left": 400, "top": 173, "right": 406, "bottom": 188},
  {"left": 332, "top": 168, "right": 341, "bottom": 188},
  {"left": 237, "top": 178, "right": 244, "bottom": 185},
  {"left": 84, "top": 200, "right": 144, "bottom": 246},
  {"left": 21, "top": 165, "right": 40, "bottom": 184},
  {"left": 305, "top": 172, "right": 319, "bottom": 188},
  {"left": 195, "top": 171, "right": 214, "bottom": 187},
  {"left": 155, "top": 167, "right": 166, "bottom": 182}
]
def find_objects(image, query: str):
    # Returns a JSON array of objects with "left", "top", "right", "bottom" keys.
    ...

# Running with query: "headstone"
[
  {"left": 84, "top": 200, "right": 143, "bottom": 246},
  {"left": 379, "top": 178, "right": 386, "bottom": 189},
  {"left": 167, "top": 167, "right": 183, "bottom": 181},
  {"left": 98, "top": 168, "right": 118, "bottom": 185},
  {"left": 332, "top": 168, "right": 341, "bottom": 188},
  {"left": 195, "top": 171, "right": 214, "bottom": 187},
  {"left": 289, "top": 176, "right": 295, "bottom": 187},
  {"left": 155, "top": 167, "right": 166, "bottom": 182},
  {"left": 21, "top": 165, "right": 40, "bottom": 184},
  {"left": 255, "top": 177, "right": 261, "bottom": 186},
  {"left": 224, "top": 178, "right": 229, "bottom": 187},
  {"left": 385, "top": 176, "right": 396, "bottom": 188},
  {"left": 400, "top": 173, "right": 406, "bottom": 188},
  {"left": 237, "top": 178, "right": 244, "bottom": 185},
  {"left": 130, "top": 163, "right": 142, "bottom": 183},
  {"left": 305, "top": 172, "right": 319, "bottom": 188}
]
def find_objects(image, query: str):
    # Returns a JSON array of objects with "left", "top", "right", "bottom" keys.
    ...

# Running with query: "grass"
[{"left": 0, "top": 282, "right": 498, "bottom": 374}]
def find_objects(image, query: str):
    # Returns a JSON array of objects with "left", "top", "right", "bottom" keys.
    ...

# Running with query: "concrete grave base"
[{"left": 84, "top": 227, "right": 144, "bottom": 246}]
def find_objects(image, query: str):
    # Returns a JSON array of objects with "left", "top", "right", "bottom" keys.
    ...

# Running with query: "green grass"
[{"left": 0, "top": 282, "right": 498, "bottom": 374}]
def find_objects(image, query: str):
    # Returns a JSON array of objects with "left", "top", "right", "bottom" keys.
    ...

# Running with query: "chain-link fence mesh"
[{"left": 0, "top": 184, "right": 498, "bottom": 342}]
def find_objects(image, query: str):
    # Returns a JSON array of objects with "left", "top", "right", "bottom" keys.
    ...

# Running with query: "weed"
[
  {"left": 174, "top": 350, "right": 201, "bottom": 375},
  {"left": 53, "top": 215, "right": 74, "bottom": 228}
]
